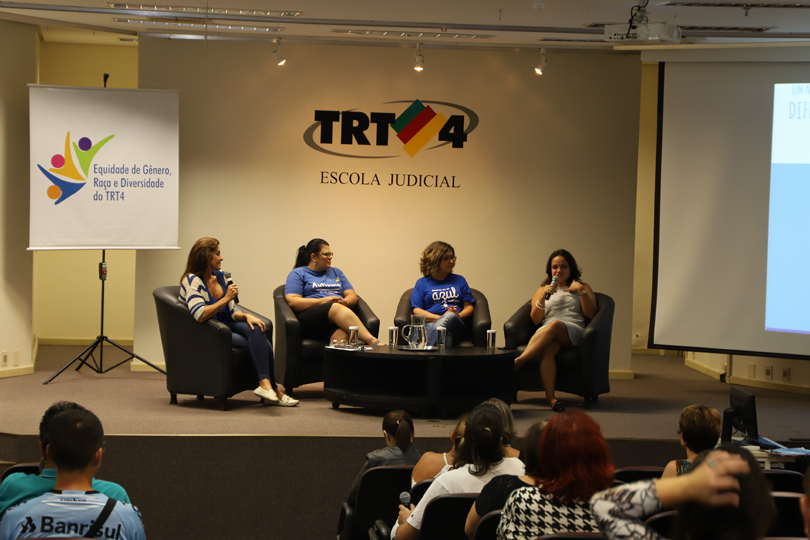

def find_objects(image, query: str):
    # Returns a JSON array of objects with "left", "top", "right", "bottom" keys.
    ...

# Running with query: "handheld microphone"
[
  {"left": 399, "top": 491, "right": 411, "bottom": 506},
  {"left": 223, "top": 271, "right": 239, "bottom": 304},
  {"left": 545, "top": 276, "right": 559, "bottom": 300}
]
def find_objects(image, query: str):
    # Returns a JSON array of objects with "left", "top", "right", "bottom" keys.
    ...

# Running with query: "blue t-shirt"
[
  {"left": 410, "top": 274, "right": 475, "bottom": 316},
  {"left": 285, "top": 267, "right": 353, "bottom": 299},
  {"left": 0, "top": 490, "right": 145, "bottom": 540},
  {"left": 0, "top": 469, "right": 130, "bottom": 520}
]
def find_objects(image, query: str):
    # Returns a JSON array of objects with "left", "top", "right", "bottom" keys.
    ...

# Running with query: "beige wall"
[
  {"left": 33, "top": 42, "right": 138, "bottom": 344},
  {"left": 0, "top": 20, "right": 37, "bottom": 375},
  {"left": 134, "top": 39, "right": 641, "bottom": 375}
]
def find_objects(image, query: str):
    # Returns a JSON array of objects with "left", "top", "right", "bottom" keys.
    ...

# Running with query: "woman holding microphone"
[
  {"left": 180, "top": 237, "right": 298, "bottom": 407},
  {"left": 513, "top": 249, "right": 597, "bottom": 412}
]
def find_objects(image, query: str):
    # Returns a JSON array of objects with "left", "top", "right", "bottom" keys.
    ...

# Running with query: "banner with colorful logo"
[{"left": 29, "top": 85, "right": 179, "bottom": 250}]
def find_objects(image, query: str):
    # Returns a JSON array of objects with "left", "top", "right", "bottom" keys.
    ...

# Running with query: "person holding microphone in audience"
[
  {"left": 514, "top": 249, "right": 597, "bottom": 412},
  {"left": 410, "top": 241, "right": 475, "bottom": 347},
  {"left": 285, "top": 238, "right": 383, "bottom": 347},
  {"left": 180, "top": 237, "right": 298, "bottom": 407}
]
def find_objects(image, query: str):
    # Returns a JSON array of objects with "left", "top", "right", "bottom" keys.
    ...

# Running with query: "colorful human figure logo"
[{"left": 38, "top": 132, "right": 114, "bottom": 204}]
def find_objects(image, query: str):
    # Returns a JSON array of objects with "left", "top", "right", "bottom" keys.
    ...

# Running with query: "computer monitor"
[{"left": 721, "top": 386, "right": 759, "bottom": 442}]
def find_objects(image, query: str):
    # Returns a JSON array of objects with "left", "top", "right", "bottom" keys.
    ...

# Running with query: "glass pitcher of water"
[{"left": 402, "top": 314, "right": 427, "bottom": 349}]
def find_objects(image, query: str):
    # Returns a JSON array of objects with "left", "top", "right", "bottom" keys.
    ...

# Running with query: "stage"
[{"left": 1, "top": 346, "right": 809, "bottom": 539}]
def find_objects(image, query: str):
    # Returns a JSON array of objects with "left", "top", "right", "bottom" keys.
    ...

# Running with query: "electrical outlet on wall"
[
  {"left": 748, "top": 363, "right": 756, "bottom": 378},
  {"left": 782, "top": 367, "right": 791, "bottom": 383},
  {"left": 764, "top": 365, "right": 773, "bottom": 380},
  {"left": 1, "top": 351, "right": 7, "bottom": 368}
]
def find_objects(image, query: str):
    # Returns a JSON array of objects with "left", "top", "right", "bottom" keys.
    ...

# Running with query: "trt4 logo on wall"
[{"left": 305, "top": 100, "right": 478, "bottom": 159}]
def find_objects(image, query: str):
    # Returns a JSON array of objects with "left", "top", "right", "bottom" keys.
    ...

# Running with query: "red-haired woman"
[{"left": 495, "top": 410, "right": 613, "bottom": 540}]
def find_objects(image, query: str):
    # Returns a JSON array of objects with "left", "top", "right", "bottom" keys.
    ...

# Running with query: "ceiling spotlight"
[
  {"left": 414, "top": 43, "right": 424, "bottom": 72},
  {"left": 273, "top": 40, "right": 285, "bottom": 66},
  {"left": 535, "top": 48, "right": 548, "bottom": 75}
]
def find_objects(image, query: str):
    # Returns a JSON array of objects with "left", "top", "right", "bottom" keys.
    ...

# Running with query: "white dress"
[{"left": 537, "top": 286, "right": 588, "bottom": 346}]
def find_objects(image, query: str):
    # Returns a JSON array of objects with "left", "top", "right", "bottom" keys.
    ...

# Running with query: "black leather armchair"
[
  {"left": 393, "top": 288, "right": 491, "bottom": 347},
  {"left": 153, "top": 286, "right": 272, "bottom": 410},
  {"left": 273, "top": 284, "right": 380, "bottom": 393},
  {"left": 504, "top": 292, "right": 614, "bottom": 404}
]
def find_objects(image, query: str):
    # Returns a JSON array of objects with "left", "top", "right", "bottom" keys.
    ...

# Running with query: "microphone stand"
[{"left": 43, "top": 250, "right": 166, "bottom": 384}]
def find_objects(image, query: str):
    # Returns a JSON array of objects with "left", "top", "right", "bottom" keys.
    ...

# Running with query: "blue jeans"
[
  {"left": 225, "top": 319, "right": 277, "bottom": 389},
  {"left": 425, "top": 312, "right": 468, "bottom": 347}
]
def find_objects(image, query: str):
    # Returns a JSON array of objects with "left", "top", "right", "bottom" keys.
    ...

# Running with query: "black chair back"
[
  {"left": 419, "top": 493, "right": 476, "bottom": 540},
  {"left": 645, "top": 510, "right": 677, "bottom": 538},
  {"left": 763, "top": 469, "right": 804, "bottom": 493},
  {"left": 410, "top": 479, "right": 433, "bottom": 507},
  {"left": 613, "top": 466, "right": 665, "bottom": 484},
  {"left": 536, "top": 534, "right": 601, "bottom": 539},
  {"left": 473, "top": 509, "right": 502, "bottom": 540},
  {"left": 1, "top": 462, "right": 39, "bottom": 482},
  {"left": 768, "top": 492, "right": 804, "bottom": 538},
  {"left": 353, "top": 466, "right": 414, "bottom": 540}
]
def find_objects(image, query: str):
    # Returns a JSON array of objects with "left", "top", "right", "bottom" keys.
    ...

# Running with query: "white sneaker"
[
  {"left": 275, "top": 394, "right": 299, "bottom": 407},
  {"left": 254, "top": 386, "right": 279, "bottom": 402}
]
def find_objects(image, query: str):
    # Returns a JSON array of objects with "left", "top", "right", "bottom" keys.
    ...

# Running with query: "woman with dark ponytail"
[
  {"left": 346, "top": 410, "right": 422, "bottom": 507},
  {"left": 285, "top": 238, "right": 383, "bottom": 347},
  {"left": 393, "top": 403, "right": 525, "bottom": 540}
]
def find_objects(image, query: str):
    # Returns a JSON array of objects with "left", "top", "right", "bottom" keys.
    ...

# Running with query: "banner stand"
[{"left": 43, "top": 250, "right": 166, "bottom": 384}]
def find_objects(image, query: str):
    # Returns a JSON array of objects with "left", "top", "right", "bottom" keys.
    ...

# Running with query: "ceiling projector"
[{"left": 604, "top": 22, "right": 681, "bottom": 43}]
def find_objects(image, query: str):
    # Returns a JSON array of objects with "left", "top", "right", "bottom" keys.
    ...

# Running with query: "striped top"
[{"left": 179, "top": 270, "right": 236, "bottom": 322}]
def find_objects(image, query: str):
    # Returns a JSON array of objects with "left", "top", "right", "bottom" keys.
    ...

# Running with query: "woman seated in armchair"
[
  {"left": 513, "top": 249, "right": 597, "bottom": 412},
  {"left": 180, "top": 237, "right": 298, "bottom": 407},
  {"left": 285, "top": 238, "right": 383, "bottom": 347},
  {"left": 410, "top": 241, "right": 475, "bottom": 347}
]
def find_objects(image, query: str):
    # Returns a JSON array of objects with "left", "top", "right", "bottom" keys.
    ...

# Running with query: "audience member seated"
[
  {"left": 513, "top": 249, "right": 597, "bottom": 412},
  {"left": 0, "top": 402, "right": 129, "bottom": 520},
  {"left": 590, "top": 445, "right": 775, "bottom": 540},
  {"left": 483, "top": 398, "right": 520, "bottom": 459},
  {"left": 662, "top": 404, "right": 721, "bottom": 479},
  {"left": 347, "top": 410, "right": 423, "bottom": 508},
  {"left": 392, "top": 403, "right": 525, "bottom": 540},
  {"left": 180, "top": 237, "right": 298, "bottom": 406},
  {"left": 411, "top": 414, "right": 468, "bottom": 487},
  {"left": 0, "top": 408, "right": 145, "bottom": 540},
  {"left": 464, "top": 419, "right": 547, "bottom": 538},
  {"left": 496, "top": 410, "right": 612, "bottom": 539},
  {"left": 410, "top": 241, "right": 475, "bottom": 347},
  {"left": 285, "top": 238, "right": 383, "bottom": 347}
]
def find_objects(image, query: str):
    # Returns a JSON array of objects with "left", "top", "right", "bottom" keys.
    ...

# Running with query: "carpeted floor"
[{"left": 2, "top": 345, "right": 809, "bottom": 440}]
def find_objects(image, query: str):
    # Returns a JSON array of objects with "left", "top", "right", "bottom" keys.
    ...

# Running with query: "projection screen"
[{"left": 650, "top": 62, "right": 810, "bottom": 359}]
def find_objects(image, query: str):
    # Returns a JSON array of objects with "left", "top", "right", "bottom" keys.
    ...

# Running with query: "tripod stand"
[{"left": 43, "top": 250, "right": 166, "bottom": 384}]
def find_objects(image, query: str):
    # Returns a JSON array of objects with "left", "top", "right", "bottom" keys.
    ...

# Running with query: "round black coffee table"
[{"left": 324, "top": 346, "right": 516, "bottom": 414}]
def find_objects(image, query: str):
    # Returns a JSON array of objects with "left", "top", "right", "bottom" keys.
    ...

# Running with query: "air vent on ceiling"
[
  {"left": 660, "top": 2, "right": 810, "bottom": 8},
  {"left": 108, "top": 4, "right": 300, "bottom": 17},
  {"left": 331, "top": 29, "right": 494, "bottom": 39},
  {"left": 113, "top": 17, "right": 283, "bottom": 32}
]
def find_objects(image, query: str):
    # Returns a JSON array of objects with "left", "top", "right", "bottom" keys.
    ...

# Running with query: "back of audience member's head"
[
  {"left": 454, "top": 403, "right": 505, "bottom": 476},
  {"left": 679, "top": 404, "right": 722, "bottom": 454},
  {"left": 451, "top": 413, "right": 469, "bottom": 451},
  {"left": 673, "top": 444, "right": 775, "bottom": 540},
  {"left": 382, "top": 410, "right": 414, "bottom": 453},
  {"left": 523, "top": 420, "right": 548, "bottom": 480},
  {"left": 483, "top": 398, "right": 517, "bottom": 447},
  {"left": 538, "top": 410, "right": 613, "bottom": 502},
  {"left": 39, "top": 401, "right": 87, "bottom": 449},
  {"left": 47, "top": 408, "right": 104, "bottom": 472}
]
